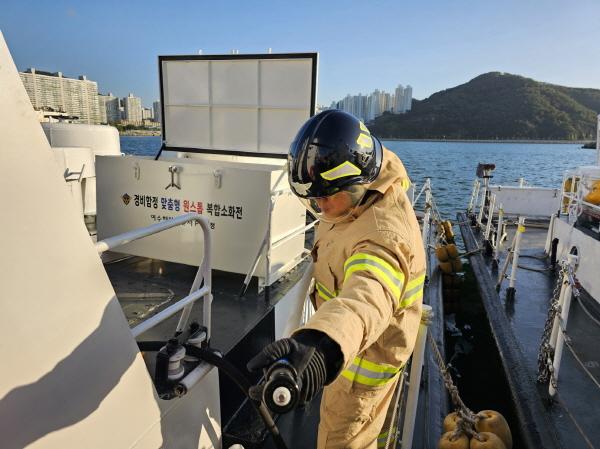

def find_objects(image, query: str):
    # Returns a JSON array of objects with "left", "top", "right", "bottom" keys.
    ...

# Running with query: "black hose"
[{"left": 137, "top": 341, "right": 288, "bottom": 449}]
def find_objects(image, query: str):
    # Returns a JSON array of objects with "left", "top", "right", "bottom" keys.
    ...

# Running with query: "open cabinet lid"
[{"left": 159, "top": 52, "right": 318, "bottom": 158}]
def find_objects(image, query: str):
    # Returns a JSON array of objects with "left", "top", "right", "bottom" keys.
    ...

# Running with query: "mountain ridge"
[{"left": 370, "top": 72, "right": 600, "bottom": 140}]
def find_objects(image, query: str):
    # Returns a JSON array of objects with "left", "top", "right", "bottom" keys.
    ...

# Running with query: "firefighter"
[{"left": 248, "top": 110, "right": 426, "bottom": 449}]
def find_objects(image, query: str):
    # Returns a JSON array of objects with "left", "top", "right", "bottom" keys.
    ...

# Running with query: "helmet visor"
[{"left": 299, "top": 184, "right": 368, "bottom": 223}]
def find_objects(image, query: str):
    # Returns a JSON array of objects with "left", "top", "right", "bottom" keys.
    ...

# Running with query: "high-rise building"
[
  {"left": 394, "top": 84, "right": 406, "bottom": 113},
  {"left": 19, "top": 68, "right": 101, "bottom": 124},
  {"left": 123, "top": 93, "right": 142, "bottom": 124},
  {"left": 142, "top": 107, "right": 154, "bottom": 120},
  {"left": 98, "top": 92, "right": 120, "bottom": 124},
  {"left": 403, "top": 85, "right": 413, "bottom": 112},
  {"left": 97, "top": 95, "right": 108, "bottom": 124},
  {"left": 153, "top": 101, "right": 161, "bottom": 123}
]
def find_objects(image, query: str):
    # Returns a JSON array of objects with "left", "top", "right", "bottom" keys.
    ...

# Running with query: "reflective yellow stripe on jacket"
[
  {"left": 341, "top": 356, "right": 403, "bottom": 386},
  {"left": 400, "top": 271, "right": 426, "bottom": 308},
  {"left": 315, "top": 281, "right": 337, "bottom": 301},
  {"left": 344, "top": 253, "right": 405, "bottom": 302}
]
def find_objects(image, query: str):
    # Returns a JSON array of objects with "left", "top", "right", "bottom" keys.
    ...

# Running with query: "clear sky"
[{"left": 2, "top": 0, "right": 599, "bottom": 108}]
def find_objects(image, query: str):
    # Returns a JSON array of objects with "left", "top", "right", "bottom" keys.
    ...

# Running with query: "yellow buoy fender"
[
  {"left": 436, "top": 246, "right": 450, "bottom": 262},
  {"left": 443, "top": 220, "right": 455, "bottom": 238},
  {"left": 452, "top": 258, "right": 463, "bottom": 273},
  {"left": 440, "top": 261, "right": 454, "bottom": 274},
  {"left": 475, "top": 410, "right": 512, "bottom": 449},
  {"left": 446, "top": 243, "right": 460, "bottom": 259},
  {"left": 583, "top": 180, "right": 600, "bottom": 205},
  {"left": 443, "top": 412, "right": 460, "bottom": 432},
  {"left": 438, "top": 431, "right": 469, "bottom": 449},
  {"left": 469, "top": 432, "right": 507, "bottom": 449}
]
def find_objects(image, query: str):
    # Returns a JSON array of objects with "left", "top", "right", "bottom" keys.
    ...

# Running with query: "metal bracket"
[
  {"left": 213, "top": 169, "right": 222, "bottom": 189},
  {"left": 165, "top": 165, "right": 182, "bottom": 190},
  {"left": 64, "top": 163, "right": 85, "bottom": 183}
]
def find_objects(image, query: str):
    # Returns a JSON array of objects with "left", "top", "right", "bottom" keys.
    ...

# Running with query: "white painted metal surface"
[
  {"left": 43, "top": 123, "right": 121, "bottom": 217},
  {"left": 275, "top": 262, "right": 314, "bottom": 339},
  {"left": 0, "top": 31, "right": 167, "bottom": 449},
  {"left": 96, "top": 155, "right": 306, "bottom": 284},
  {"left": 0, "top": 32, "right": 224, "bottom": 449},
  {"left": 161, "top": 55, "right": 316, "bottom": 155},
  {"left": 51, "top": 146, "right": 94, "bottom": 217},
  {"left": 489, "top": 185, "right": 560, "bottom": 217},
  {"left": 42, "top": 122, "right": 121, "bottom": 157},
  {"left": 401, "top": 304, "right": 432, "bottom": 449},
  {"left": 551, "top": 217, "right": 600, "bottom": 302},
  {"left": 549, "top": 255, "right": 578, "bottom": 398}
]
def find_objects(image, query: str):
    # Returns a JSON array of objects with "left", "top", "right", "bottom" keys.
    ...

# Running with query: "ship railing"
[
  {"left": 95, "top": 213, "right": 212, "bottom": 340},
  {"left": 560, "top": 173, "right": 600, "bottom": 223}
]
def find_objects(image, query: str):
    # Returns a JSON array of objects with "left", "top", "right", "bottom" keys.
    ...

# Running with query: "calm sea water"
[{"left": 119, "top": 136, "right": 597, "bottom": 217}]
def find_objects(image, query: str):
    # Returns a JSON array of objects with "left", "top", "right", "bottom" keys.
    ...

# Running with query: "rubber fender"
[
  {"left": 443, "top": 220, "right": 455, "bottom": 238},
  {"left": 452, "top": 258, "right": 463, "bottom": 273},
  {"left": 438, "top": 431, "right": 469, "bottom": 449},
  {"left": 442, "top": 273, "right": 456, "bottom": 288},
  {"left": 436, "top": 246, "right": 450, "bottom": 262},
  {"left": 475, "top": 411, "right": 512, "bottom": 449},
  {"left": 469, "top": 432, "right": 506, "bottom": 449},
  {"left": 583, "top": 180, "right": 600, "bottom": 205},
  {"left": 439, "top": 261, "right": 454, "bottom": 274},
  {"left": 446, "top": 244, "right": 460, "bottom": 259},
  {"left": 443, "top": 412, "right": 460, "bottom": 432}
]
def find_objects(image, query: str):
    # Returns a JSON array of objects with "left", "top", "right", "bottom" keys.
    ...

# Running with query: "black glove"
[{"left": 247, "top": 330, "right": 342, "bottom": 405}]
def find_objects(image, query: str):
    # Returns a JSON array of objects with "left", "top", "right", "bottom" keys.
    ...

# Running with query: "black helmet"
[{"left": 287, "top": 110, "right": 383, "bottom": 199}]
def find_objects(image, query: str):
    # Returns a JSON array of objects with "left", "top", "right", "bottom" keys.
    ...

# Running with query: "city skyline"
[
  {"left": 330, "top": 85, "right": 413, "bottom": 122},
  {"left": 3, "top": 1, "right": 600, "bottom": 109}
]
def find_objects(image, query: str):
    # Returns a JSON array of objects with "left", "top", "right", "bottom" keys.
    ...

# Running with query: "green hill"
[{"left": 370, "top": 72, "right": 600, "bottom": 140}]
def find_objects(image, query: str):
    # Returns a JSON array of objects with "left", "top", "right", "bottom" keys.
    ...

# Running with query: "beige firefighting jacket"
[{"left": 298, "top": 148, "right": 426, "bottom": 388}]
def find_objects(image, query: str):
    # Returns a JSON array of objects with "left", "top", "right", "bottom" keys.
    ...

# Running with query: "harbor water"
[{"left": 120, "top": 136, "right": 596, "bottom": 217}]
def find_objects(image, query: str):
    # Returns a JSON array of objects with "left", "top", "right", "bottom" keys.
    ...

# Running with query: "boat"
[
  {"left": 0, "top": 31, "right": 455, "bottom": 449},
  {"left": 457, "top": 123, "right": 600, "bottom": 449}
]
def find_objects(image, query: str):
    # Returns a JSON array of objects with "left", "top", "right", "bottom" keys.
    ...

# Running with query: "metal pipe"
[
  {"left": 596, "top": 114, "right": 600, "bottom": 166},
  {"left": 549, "top": 255, "right": 578, "bottom": 398},
  {"left": 476, "top": 183, "right": 487, "bottom": 228},
  {"left": 176, "top": 218, "right": 212, "bottom": 335},
  {"left": 421, "top": 179, "right": 431, "bottom": 247},
  {"left": 494, "top": 204, "right": 504, "bottom": 262},
  {"left": 95, "top": 213, "right": 207, "bottom": 254},
  {"left": 401, "top": 304, "right": 432, "bottom": 449},
  {"left": 497, "top": 239, "right": 512, "bottom": 289},
  {"left": 467, "top": 179, "right": 480, "bottom": 215},
  {"left": 96, "top": 213, "right": 213, "bottom": 339},
  {"left": 544, "top": 213, "right": 556, "bottom": 255},
  {"left": 484, "top": 193, "right": 496, "bottom": 241},
  {"left": 508, "top": 217, "right": 526, "bottom": 291},
  {"left": 271, "top": 220, "right": 318, "bottom": 250},
  {"left": 177, "top": 361, "right": 213, "bottom": 393},
  {"left": 131, "top": 285, "right": 210, "bottom": 338}
]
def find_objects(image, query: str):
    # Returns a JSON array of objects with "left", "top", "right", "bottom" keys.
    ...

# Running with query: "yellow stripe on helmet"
[
  {"left": 320, "top": 161, "right": 362, "bottom": 181},
  {"left": 356, "top": 132, "right": 373, "bottom": 149}
]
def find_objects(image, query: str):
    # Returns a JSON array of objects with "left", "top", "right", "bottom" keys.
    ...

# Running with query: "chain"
[
  {"left": 427, "top": 333, "right": 483, "bottom": 440},
  {"left": 537, "top": 266, "right": 565, "bottom": 386},
  {"left": 537, "top": 261, "right": 581, "bottom": 387}
]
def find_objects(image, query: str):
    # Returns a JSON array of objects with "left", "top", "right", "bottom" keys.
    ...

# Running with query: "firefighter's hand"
[{"left": 247, "top": 330, "right": 342, "bottom": 405}]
